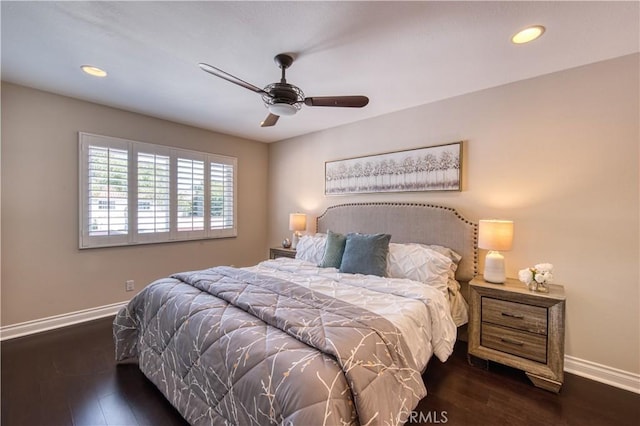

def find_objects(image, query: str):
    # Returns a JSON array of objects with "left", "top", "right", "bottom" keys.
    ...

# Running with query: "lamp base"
[
  {"left": 291, "top": 232, "right": 300, "bottom": 250},
  {"left": 483, "top": 251, "right": 506, "bottom": 284}
]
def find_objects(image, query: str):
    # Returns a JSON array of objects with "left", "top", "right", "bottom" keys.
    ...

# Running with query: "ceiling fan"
[{"left": 198, "top": 54, "right": 369, "bottom": 127}]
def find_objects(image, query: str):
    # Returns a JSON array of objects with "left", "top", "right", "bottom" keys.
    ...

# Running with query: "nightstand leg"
[
  {"left": 525, "top": 372, "right": 562, "bottom": 393},
  {"left": 467, "top": 354, "right": 489, "bottom": 370}
]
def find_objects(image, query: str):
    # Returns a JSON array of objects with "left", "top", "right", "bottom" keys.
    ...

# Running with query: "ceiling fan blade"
[
  {"left": 199, "top": 62, "right": 268, "bottom": 95},
  {"left": 260, "top": 113, "right": 279, "bottom": 127},
  {"left": 304, "top": 96, "right": 369, "bottom": 108}
]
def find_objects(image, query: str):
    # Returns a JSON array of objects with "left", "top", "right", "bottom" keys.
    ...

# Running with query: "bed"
[{"left": 113, "top": 202, "right": 478, "bottom": 426}]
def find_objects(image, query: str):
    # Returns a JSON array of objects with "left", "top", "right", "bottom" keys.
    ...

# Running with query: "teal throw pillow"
[
  {"left": 319, "top": 230, "right": 346, "bottom": 268},
  {"left": 339, "top": 233, "right": 391, "bottom": 277}
]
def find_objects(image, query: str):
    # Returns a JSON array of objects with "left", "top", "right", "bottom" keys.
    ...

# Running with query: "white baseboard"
[
  {"left": 2, "top": 304, "right": 639, "bottom": 394},
  {"left": 0, "top": 301, "right": 128, "bottom": 341},
  {"left": 565, "top": 355, "right": 640, "bottom": 394}
]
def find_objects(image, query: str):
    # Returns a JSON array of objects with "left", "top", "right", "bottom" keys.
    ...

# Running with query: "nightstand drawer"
[
  {"left": 482, "top": 297, "right": 547, "bottom": 335},
  {"left": 481, "top": 323, "right": 547, "bottom": 363}
]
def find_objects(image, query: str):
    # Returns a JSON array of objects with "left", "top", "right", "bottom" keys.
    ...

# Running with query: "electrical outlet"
[{"left": 125, "top": 280, "right": 135, "bottom": 292}]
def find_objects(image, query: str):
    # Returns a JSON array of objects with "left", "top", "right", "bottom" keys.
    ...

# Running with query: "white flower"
[
  {"left": 519, "top": 263, "right": 554, "bottom": 285},
  {"left": 534, "top": 263, "right": 553, "bottom": 273},
  {"left": 518, "top": 268, "right": 533, "bottom": 284}
]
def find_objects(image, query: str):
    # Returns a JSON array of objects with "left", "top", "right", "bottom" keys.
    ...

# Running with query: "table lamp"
[
  {"left": 289, "top": 213, "right": 307, "bottom": 249},
  {"left": 478, "top": 219, "right": 514, "bottom": 284}
]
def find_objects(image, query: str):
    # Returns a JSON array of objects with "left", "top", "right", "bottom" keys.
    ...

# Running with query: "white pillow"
[
  {"left": 294, "top": 233, "right": 327, "bottom": 265},
  {"left": 386, "top": 243, "right": 453, "bottom": 296},
  {"left": 422, "top": 244, "right": 461, "bottom": 279}
]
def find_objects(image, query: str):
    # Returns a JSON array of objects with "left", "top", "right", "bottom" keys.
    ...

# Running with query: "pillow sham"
[
  {"left": 421, "top": 244, "right": 462, "bottom": 280},
  {"left": 386, "top": 243, "right": 453, "bottom": 297},
  {"left": 294, "top": 233, "right": 326, "bottom": 265},
  {"left": 421, "top": 244, "right": 462, "bottom": 265},
  {"left": 319, "top": 230, "right": 346, "bottom": 268},
  {"left": 339, "top": 233, "right": 391, "bottom": 277}
]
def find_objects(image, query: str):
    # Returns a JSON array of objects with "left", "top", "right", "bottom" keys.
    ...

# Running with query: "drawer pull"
[
  {"left": 501, "top": 312, "right": 524, "bottom": 319},
  {"left": 500, "top": 337, "right": 525, "bottom": 346}
]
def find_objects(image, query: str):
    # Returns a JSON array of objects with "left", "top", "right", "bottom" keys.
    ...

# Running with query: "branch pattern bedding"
[
  {"left": 114, "top": 203, "right": 477, "bottom": 426},
  {"left": 246, "top": 257, "right": 457, "bottom": 369}
]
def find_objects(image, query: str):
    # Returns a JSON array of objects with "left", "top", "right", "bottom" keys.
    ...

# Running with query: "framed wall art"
[{"left": 325, "top": 142, "right": 462, "bottom": 195}]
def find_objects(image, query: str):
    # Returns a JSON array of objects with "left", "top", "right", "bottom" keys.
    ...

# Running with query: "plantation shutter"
[
  {"left": 209, "top": 155, "right": 237, "bottom": 237},
  {"left": 79, "top": 134, "right": 130, "bottom": 248},
  {"left": 176, "top": 153, "right": 206, "bottom": 239},
  {"left": 136, "top": 144, "right": 171, "bottom": 242}
]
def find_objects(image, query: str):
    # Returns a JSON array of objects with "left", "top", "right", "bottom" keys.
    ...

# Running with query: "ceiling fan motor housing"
[{"left": 262, "top": 83, "right": 304, "bottom": 115}]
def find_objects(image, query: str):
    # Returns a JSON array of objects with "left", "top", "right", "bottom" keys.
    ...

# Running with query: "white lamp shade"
[
  {"left": 478, "top": 220, "right": 514, "bottom": 251},
  {"left": 289, "top": 213, "right": 307, "bottom": 232}
]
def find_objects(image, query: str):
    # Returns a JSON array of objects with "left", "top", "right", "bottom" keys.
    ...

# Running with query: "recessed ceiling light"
[
  {"left": 511, "top": 25, "right": 545, "bottom": 44},
  {"left": 81, "top": 65, "right": 107, "bottom": 77}
]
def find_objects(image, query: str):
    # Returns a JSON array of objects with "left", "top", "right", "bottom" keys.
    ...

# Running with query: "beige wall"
[
  {"left": 1, "top": 82, "right": 269, "bottom": 325},
  {"left": 268, "top": 54, "right": 639, "bottom": 374}
]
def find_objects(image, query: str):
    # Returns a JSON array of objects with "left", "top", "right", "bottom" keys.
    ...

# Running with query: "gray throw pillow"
[
  {"left": 339, "top": 233, "right": 391, "bottom": 276},
  {"left": 319, "top": 230, "right": 346, "bottom": 268}
]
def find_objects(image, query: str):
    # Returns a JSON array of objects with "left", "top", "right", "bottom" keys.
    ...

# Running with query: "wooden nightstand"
[
  {"left": 269, "top": 247, "right": 297, "bottom": 259},
  {"left": 468, "top": 276, "right": 566, "bottom": 392}
]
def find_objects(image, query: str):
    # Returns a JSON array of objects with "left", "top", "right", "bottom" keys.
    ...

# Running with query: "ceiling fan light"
[{"left": 268, "top": 103, "right": 297, "bottom": 116}]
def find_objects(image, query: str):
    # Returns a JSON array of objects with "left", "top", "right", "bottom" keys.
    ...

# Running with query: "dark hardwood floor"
[{"left": 2, "top": 317, "right": 638, "bottom": 426}]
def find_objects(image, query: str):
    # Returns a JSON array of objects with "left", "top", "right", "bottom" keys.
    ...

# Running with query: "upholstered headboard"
[{"left": 316, "top": 202, "right": 478, "bottom": 282}]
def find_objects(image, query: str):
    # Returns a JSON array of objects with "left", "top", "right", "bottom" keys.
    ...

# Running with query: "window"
[{"left": 79, "top": 133, "right": 237, "bottom": 248}]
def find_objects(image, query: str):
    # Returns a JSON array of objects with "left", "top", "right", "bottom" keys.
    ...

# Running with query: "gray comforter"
[{"left": 114, "top": 266, "right": 426, "bottom": 425}]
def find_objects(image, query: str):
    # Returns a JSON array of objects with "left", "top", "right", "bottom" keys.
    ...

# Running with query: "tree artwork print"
[{"left": 325, "top": 142, "right": 462, "bottom": 195}]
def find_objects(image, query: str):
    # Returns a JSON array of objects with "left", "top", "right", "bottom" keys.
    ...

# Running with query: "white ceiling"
[{"left": 2, "top": 1, "right": 638, "bottom": 143}]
